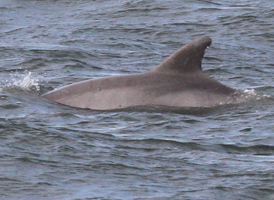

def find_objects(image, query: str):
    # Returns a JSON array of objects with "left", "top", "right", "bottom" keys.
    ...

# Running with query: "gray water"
[{"left": 1, "top": 0, "right": 274, "bottom": 199}]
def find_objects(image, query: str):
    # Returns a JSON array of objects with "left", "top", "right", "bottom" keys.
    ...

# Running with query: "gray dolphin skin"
[{"left": 42, "top": 37, "right": 238, "bottom": 111}]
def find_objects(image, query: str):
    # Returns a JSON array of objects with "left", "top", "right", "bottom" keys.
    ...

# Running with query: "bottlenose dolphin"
[{"left": 42, "top": 37, "right": 238, "bottom": 111}]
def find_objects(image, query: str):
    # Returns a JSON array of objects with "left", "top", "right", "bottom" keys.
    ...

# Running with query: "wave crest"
[{"left": 0, "top": 71, "right": 40, "bottom": 92}]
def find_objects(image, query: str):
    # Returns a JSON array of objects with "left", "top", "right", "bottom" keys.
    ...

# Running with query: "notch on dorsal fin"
[{"left": 150, "top": 37, "right": 212, "bottom": 74}]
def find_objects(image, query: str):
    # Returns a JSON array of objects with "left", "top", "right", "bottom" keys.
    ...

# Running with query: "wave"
[
  {"left": 116, "top": 138, "right": 274, "bottom": 156},
  {"left": 0, "top": 71, "right": 40, "bottom": 92}
]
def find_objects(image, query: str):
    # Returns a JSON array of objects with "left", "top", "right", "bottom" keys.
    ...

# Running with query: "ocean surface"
[{"left": 1, "top": 0, "right": 274, "bottom": 199}]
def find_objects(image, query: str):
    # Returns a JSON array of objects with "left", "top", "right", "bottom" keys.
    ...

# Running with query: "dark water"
[{"left": 1, "top": 0, "right": 274, "bottom": 199}]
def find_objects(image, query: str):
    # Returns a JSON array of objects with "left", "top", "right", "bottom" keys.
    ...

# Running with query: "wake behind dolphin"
[{"left": 42, "top": 37, "right": 240, "bottom": 111}]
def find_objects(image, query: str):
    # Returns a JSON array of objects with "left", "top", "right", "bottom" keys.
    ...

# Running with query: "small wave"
[
  {"left": 235, "top": 89, "right": 272, "bottom": 104},
  {"left": 243, "top": 89, "right": 271, "bottom": 98},
  {"left": 243, "top": 88, "right": 257, "bottom": 96},
  {"left": 116, "top": 138, "right": 274, "bottom": 155},
  {"left": 0, "top": 71, "right": 40, "bottom": 92}
]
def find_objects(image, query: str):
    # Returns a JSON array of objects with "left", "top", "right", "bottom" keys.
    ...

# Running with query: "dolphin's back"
[{"left": 42, "top": 37, "right": 237, "bottom": 110}]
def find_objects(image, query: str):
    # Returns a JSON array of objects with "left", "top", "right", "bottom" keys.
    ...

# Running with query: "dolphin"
[{"left": 42, "top": 37, "right": 238, "bottom": 111}]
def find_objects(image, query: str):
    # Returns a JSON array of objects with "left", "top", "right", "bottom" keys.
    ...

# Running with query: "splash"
[
  {"left": 241, "top": 88, "right": 271, "bottom": 100},
  {"left": 0, "top": 71, "right": 40, "bottom": 92},
  {"left": 243, "top": 89, "right": 257, "bottom": 97}
]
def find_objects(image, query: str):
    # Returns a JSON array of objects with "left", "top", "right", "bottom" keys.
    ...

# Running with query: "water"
[{"left": 1, "top": 0, "right": 274, "bottom": 199}]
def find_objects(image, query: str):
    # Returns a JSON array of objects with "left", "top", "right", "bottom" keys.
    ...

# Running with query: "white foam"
[
  {"left": 0, "top": 71, "right": 40, "bottom": 92},
  {"left": 242, "top": 88, "right": 271, "bottom": 100},
  {"left": 243, "top": 89, "right": 256, "bottom": 95}
]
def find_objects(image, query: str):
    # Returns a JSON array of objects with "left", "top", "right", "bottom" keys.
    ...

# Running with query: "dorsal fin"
[{"left": 150, "top": 37, "right": 212, "bottom": 74}]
